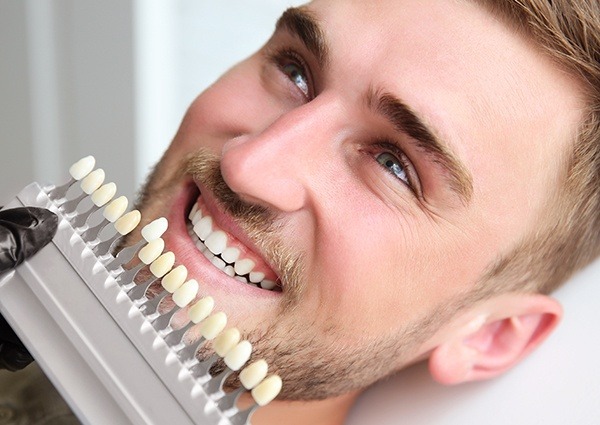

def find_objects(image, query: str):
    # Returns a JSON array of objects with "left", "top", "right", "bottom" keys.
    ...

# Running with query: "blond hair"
[{"left": 472, "top": 0, "right": 600, "bottom": 297}]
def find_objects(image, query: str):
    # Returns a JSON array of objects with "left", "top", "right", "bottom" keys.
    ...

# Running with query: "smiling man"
[{"left": 128, "top": 0, "right": 600, "bottom": 424}]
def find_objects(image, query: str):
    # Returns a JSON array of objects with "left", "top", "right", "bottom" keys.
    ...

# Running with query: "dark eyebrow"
[
  {"left": 275, "top": 7, "right": 330, "bottom": 69},
  {"left": 369, "top": 89, "right": 474, "bottom": 203}
]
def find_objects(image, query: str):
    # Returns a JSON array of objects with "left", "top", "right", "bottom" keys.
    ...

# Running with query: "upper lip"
[{"left": 191, "top": 179, "right": 282, "bottom": 286}]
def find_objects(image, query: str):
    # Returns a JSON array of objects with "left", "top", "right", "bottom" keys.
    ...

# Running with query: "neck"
[{"left": 242, "top": 391, "right": 360, "bottom": 425}]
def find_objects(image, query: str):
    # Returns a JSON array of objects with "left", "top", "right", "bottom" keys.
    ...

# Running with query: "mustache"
[{"left": 183, "top": 149, "right": 305, "bottom": 307}]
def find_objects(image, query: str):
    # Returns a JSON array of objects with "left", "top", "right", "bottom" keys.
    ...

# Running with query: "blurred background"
[{"left": 0, "top": 0, "right": 304, "bottom": 203}]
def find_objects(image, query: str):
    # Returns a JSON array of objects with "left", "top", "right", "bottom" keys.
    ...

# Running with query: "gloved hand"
[{"left": 0, "top": 207, "right": 58, "bottom": 371}]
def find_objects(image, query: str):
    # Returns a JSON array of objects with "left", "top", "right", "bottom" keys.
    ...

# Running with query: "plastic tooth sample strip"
[{"left": 0, "top": 156, "right": 281, "bottom": 425}]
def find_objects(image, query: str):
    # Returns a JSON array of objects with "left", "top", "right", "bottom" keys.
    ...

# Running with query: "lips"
[{"left": 162, "top": 181, "right": 282, "bottom": 298}]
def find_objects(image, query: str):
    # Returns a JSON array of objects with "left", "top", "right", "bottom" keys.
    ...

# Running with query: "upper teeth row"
[{"left": 188, "top": 203, "right": 277, "bottom": 290}]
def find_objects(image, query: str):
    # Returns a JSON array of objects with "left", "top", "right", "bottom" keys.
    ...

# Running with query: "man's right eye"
[{"left": 268, "top": 48, "right": 313, "bottom": 101}]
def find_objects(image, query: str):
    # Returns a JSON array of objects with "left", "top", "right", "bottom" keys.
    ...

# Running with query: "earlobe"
[{"left": 428, "top": 293, "right": 562, "bottom": 385}]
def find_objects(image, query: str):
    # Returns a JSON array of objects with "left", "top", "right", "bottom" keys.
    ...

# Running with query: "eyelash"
[{"left": 267, "top": 47, "right": 314, "bottom": 100}]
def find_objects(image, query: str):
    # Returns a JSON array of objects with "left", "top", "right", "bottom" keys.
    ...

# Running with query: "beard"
[{"left": 133, "top": 147, "right": 444, "bottom": 401}]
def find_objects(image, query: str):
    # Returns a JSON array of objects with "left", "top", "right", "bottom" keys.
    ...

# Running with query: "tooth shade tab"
[
  {"left": 162, "top": 265, "right": 187, "bottom": 293},
  {"left": 213, "top": 328, "right": 241, "bottom": 357},
  {"left": 91, "top": 182, "right": 117, "bottom": 207},
  {"left": 224, "top": 340, "right": 252, "bottom": 371},
  {"left": 138, "top": 238, "right": 165, "bottom": 265},
  {"left": 141, "top": 217, "right": 168, "bottom": 242},
  {"left": 149, "top": 252, "right": 175, "bottom": 278},
  {"left": 200, "top": 312, "right": 227, "bottom": 340},
  {"left": 172, "top": 279, "right": 198, "bottom": 308},
  {"left": 188, "top": 296, "right": 214, "bottom": 324},
  {"left": 80, "top": 168, "right": 105, "bottom": 194},
  {"left": 239, "top": 360, "right": 268, "bottom": 390},
  {"left": 69, "top": 155, "right": 96, "bottom": 180},
  {"left": 114, "top": 210, "right": 141, "bottom": 235},
  {"left": 103, "top": 196, "right": 128, "bottom": 222},
  {"left": 251, "top": 375, "right": 282, "bottom": 407}
]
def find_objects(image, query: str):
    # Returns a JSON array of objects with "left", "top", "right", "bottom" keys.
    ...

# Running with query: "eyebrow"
[
  {"left": 369, "top": 89, "right": 474, "bottom": 203},
  {"left": 276, "top": 7, "right": 473, "bottom": 204},
  {"left": 275, "top": 7, "right": 330, "bottom": 69}
]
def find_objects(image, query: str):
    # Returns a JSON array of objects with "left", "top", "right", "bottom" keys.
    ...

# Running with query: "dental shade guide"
[{"left": 0, "top": 156, "right": 282, "bottom": 425}]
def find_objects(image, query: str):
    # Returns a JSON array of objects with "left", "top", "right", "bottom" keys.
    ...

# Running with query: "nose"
[{"left": 220, "top": 97, "right": 342, "bottom": 213}]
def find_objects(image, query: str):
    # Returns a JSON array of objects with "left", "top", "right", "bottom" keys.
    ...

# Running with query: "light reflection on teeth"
[{"left": 187, "top": 203, "right": 279, "bottom": 291}]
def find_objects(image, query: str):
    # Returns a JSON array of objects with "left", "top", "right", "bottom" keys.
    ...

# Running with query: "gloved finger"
[
  {"left": 0, "top": 341, "right": 34, "bottom": 371},
  {"left": 0, "top": 207, "right": 58, "bottom": 273}
]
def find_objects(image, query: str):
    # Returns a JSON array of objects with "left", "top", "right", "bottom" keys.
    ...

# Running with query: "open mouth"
[{"left": 183, "top": 184, "right": 281, "bottom": 292}]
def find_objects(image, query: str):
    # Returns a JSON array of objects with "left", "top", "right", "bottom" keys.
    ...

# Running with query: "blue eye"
[
  {"left": 376, "top": 152, "right": 409, "bottom": 185},
  {"left": 282, "top": 62, "right": 309, "bottom": 97}
]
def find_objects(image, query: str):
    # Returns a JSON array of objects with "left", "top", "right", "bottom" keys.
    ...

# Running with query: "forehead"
[{"left": 302, "top": 0, "right": 582, "bottom": 220}]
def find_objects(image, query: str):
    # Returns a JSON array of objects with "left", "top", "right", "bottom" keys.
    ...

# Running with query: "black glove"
[{"left": 0, "top": 207, "right": 58, "bottom": 371}]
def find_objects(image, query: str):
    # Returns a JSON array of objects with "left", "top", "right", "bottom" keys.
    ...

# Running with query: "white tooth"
[
  {"left": 213, "top": 328, "right": 241, "bottom": 358},
  {"left": 141, "top": 217, "right": 168, "bottom": 242},
  {"left": 172, "top": 279, "right": 199, "bottom": 307},
  {"left": 138, "top": 238, "right": 165, "bottom": 265},
  {"left": 200, "top": 312, "right": 227, "bottom": 340},
  {"left": 162, "top": 265, "right": 187, "bottom": 293},
  {"left": 188, "top": 296, "right": 214, "bottom": 324},
  {"left": 234, "top": 259, "right": 255, "bottom": 276},
  {"left": 90, "top": 182, "right": 117, "bottom": 207},
  {"left": 252, "top": 375, "right": 282, "bottom": 407},
  {"left": 80, "top": 168, "right": 105, "bottom": 194},
  {"left": 249, "top": 271, "right": 265, "bottom": 284},
  {"left": 113, "top": 210, "right": 141, "bottom": 235},
  {"left": 239, "top": 360, "right": 268, "bottom": 390},
  {"left": 69, "top": 155, "right": 96, "bottom": 180},
  {"left": 221, "top": 247, "right": 240, "bottom": 264},
  {"left": 224, "top": 265, "right": 235, "bottom": 277},
  {"left": 205, "top": 230, "right": 227, "bottom": 255},
  {"left": 193, "top": 216, "right": 212, "bottom": 240},
  {"left": 192, "top": 210, "right": 202, "bottom": 225},
  {"left": 195, "top": 240, "right": 206, "bottom": 251},
  {"left": 188, "top": 203, "right": 199, "bottom": 221},
  {"left": 211, "top": 256, "right": 226, "bottom": 270},
  {"left": 235, "top": 276, "right": 248, "bottom": 284},
  {"left": 224, "top": 340, "right": 252, "bottom": 371},
  {"left": 149, "top": 252, "right": 175, "bottom": 278},
  {"left": 203, "top": 250, "right": 214, "bottom": 261},
  {"left": 261, "top": 280, "right": 277, "bottom": 290},
  {"left": 103, "top": 196, "right": 128, "bottom": 222}
]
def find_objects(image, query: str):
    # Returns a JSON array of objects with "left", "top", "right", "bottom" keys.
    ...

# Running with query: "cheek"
[{"left": 170, "top": 57, "right": 288, "bottom": 154}]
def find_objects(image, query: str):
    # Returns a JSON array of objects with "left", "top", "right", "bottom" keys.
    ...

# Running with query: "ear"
[{"left": 428, "top": 293, "right": 562, "bottom": 385}]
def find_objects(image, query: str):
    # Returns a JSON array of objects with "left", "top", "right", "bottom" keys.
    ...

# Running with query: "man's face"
[{"left": 137, "top": 0, "right": 582, "bottom": 400}]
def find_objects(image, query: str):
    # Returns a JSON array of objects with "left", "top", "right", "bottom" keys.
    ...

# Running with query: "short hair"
[{"left": 472, "top": 0, "right": 600, "bottom": 299}]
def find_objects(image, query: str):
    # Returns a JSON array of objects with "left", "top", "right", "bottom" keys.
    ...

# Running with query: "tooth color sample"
[
  {"left": 80, "top": 168, "right": 105, "bottom": 194},
  {"left": 113, "top": 210, "right": 141, "bottom": 235},
  {"left": 252, "top": 375, "right": 283, "bottom": 406},
  {"left": 91, "top": 182, "right": 117, "bottom": 207},
  {"left": 103, "top": 196, "right": 128, "bottom": 222},
  {"left": 69, "top": 155, "right": 95, "bottom": 180},
  {"left": 240, "top": 360, "right": 269, "bottom": 390},
  {"left": 213, "top": 328, "right": 241, "bottom": 357},
  {"left": 188, "top": 296, "right": 214, "bottom": 324},
  {"left": 138, "top": 238, "right": 165, "bottom": 265},
  {"left": 141, "top": 217, "right": 168, "bottom": 242},
  {"left": 172, "top": 279, "right": 199, "bottom": 307},
  {"left": 200, "top": 312, "right": 227, "bottom": 340},
  {"left": 149, "top": 252, "right": 175, "bottom": 277},
  {"left": 162, "top": 265, "right": 187, "bottom": 293}
]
